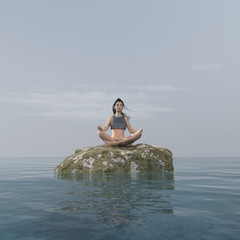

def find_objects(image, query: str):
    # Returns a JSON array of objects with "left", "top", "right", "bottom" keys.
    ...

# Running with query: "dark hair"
[{"left": 112, "top": 98, "right": 130, "bottom": 119}]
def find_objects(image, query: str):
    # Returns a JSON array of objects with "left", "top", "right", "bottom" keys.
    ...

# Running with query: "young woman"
[{"left": 97, "top": 98, "right": 143, "bottom": 147}]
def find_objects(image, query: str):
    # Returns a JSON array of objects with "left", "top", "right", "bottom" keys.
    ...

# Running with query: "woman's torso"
[
  {"left": 111, "top": 129, "right": 125, "bottom": 139},
  {"left": 110, "top": 115, "right": 127, "bottom": 139}
]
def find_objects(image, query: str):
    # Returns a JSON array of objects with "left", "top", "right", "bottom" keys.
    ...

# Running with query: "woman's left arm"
[{"left": 125, "top": 117, "right": 137, "bottom": 134}]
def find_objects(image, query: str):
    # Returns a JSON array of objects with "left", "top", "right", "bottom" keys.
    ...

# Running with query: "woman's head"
[
  {"left": 112, "top": 98, "right": 130, "bottom": 118},
  {"left": 112, "top": 98, "right": 124, "bottom": 114}
]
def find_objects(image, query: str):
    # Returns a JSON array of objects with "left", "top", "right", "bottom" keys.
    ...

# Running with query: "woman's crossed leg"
[{"left": 97, "top": 129, "right": 143, "bottom": 147}]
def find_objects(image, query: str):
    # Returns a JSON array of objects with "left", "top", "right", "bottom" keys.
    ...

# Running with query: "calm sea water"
[{"left": 0, "top": 157, "right": 239, "bottom": 240}]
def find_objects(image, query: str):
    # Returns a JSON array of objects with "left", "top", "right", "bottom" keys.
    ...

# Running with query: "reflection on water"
[{"left": 55, "top": 173, "right": 175, "bottom": 227}]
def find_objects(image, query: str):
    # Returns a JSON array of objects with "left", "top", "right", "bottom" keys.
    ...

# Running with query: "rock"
[{"left": 54, "top": 143, "right": 173, "bottom": 174}]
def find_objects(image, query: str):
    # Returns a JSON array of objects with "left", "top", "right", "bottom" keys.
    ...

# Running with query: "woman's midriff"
[{"left": 111, "top": 129, "right": 125, "bottom": 140}]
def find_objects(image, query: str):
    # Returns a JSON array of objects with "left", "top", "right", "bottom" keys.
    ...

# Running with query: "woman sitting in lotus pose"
[{"left": 97, "top": 98, "right": 143, "bottom": 147}]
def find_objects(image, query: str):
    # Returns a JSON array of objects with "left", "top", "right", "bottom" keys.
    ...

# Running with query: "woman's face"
[{"left": 114, "top": 101, "right": 123, "bottom": 112}]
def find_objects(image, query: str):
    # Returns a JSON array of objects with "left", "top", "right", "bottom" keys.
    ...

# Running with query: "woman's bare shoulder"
[{"left": 124, "top": 116, "right": 129, "bottom": 122}]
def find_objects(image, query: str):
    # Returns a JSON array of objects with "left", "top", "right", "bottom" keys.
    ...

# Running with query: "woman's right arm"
[{"left": 98, "top": 116, "right": 112, "bottom": 131}]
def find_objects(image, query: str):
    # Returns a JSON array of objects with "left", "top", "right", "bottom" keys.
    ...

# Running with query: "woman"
[{"left": 97, "top": 98, "right": 143, "bottom": 147}]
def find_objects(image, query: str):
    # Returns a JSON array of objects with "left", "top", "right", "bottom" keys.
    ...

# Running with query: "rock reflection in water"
[{"left": 56, "top": 173, "right": 174, "bottom": 227}]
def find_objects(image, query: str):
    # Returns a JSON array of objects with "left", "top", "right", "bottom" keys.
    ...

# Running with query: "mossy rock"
[{"left": 54, "top": 143, "right": 173, "bottom": 174}]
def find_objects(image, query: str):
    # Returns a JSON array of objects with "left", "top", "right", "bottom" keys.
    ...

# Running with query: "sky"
[{"left": 0, "top": 0, "right": 240, "bottom": 157}]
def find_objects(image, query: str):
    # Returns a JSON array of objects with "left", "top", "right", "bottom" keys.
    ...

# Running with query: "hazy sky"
[{"left": 0, "top": 0, "right": 240, "bottom": 157}]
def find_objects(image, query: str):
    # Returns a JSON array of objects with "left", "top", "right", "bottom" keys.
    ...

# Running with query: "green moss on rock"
[{"left": 55, "top": 143, "right": 173, "bottom": 174}]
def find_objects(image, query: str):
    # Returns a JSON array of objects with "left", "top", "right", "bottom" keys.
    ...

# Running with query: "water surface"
[{"left": 0, "top": 157, "right": 239, "bottom": 239}]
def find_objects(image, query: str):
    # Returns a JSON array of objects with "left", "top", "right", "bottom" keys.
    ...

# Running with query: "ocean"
[{"left": 0, "top": 156, "right": 239, "bottom": 240}]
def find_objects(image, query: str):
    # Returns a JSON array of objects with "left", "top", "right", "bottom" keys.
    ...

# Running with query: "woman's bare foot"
[{"left": 104, "top": 140, "right": 119, "bottom": 147}]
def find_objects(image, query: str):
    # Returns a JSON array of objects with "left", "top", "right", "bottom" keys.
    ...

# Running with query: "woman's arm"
[
  {"left": 98, "top": 116, "right": 112, "bottom": 131},
  {"left": 125, "top": 117, "right": 137, "bottom": 134}
]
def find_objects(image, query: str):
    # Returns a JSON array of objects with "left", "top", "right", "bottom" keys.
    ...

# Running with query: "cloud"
[
  {"left": 193, "top": 63, "right": 220, "bottom": 70},
  {"left": 106, "top": 83, "right": 183, "bottom": 92},
  {"left": 0, "top": 84, "right": 183, "bottom": 121},
  {"left": 69, "top": 83, "right": 183, "bottom": 94}
]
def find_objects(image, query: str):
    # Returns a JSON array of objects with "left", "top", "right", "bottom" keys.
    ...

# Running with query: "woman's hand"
[{"left": 97, "top": 124, "right": 103, "bottom": 131}]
